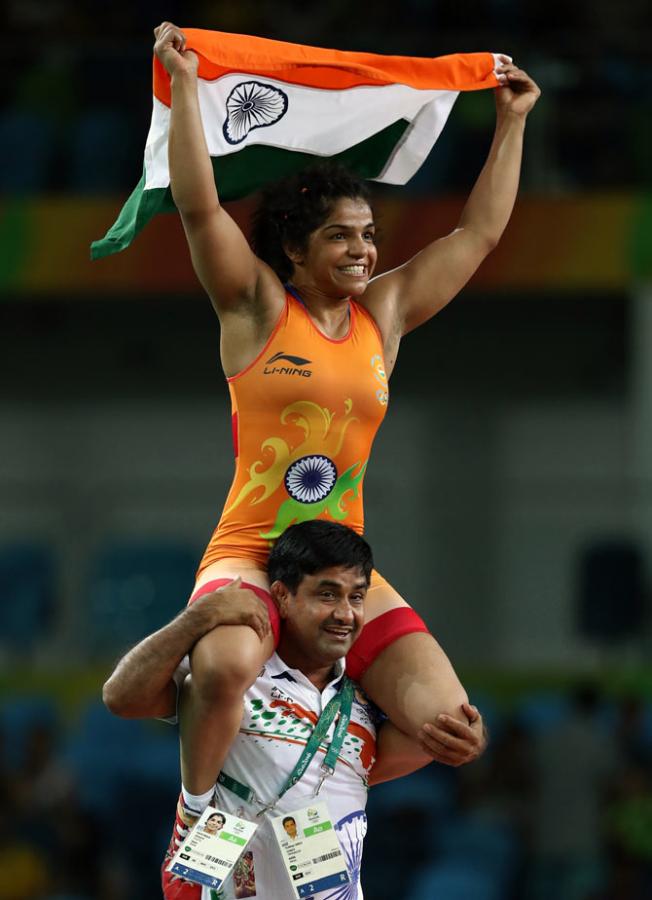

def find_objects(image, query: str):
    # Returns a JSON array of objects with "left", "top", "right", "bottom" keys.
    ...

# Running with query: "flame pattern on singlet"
[{"left": 199, "top": 293, "right": 388, "bottom": 571}]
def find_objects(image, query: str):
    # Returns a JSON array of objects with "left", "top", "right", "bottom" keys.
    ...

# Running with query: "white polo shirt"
[{"left": 175, "top": 653, "right": 379, "bottom": 899}]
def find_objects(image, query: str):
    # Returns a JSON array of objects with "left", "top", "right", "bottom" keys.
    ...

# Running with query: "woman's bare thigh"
[
  {"left": 358, "top": 570, "right": 468, "bottom": 735},
  {"left": 192, "top": 557, "right": 270, "bottom": 597},
  {"left": 364, "top": 569, "right": 410, "bottom": 619}
]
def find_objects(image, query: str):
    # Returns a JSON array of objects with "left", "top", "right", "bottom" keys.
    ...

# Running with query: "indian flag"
[{"left": 91, "top": 30, "right": 503, "bottom": 259}]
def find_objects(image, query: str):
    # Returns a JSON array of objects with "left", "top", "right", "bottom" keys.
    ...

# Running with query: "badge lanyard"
[{"left": 218, "top": 677, "right": 355, "bottom": 816}]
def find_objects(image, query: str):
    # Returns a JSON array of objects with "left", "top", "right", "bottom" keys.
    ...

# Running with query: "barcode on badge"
[
  {"left": 312, "top": 851, "right": 342, "bottom": 864},
  {"left": 205, "top": 855, "right": 231, "bottom": 867}
]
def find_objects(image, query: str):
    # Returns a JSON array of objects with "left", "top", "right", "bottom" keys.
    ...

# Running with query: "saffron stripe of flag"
[{"left": 91, "top": 30, "right": 503, "bottom": 260}]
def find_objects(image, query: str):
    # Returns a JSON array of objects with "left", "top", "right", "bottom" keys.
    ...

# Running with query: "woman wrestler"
[{"left": 150, "top": 22, "right": 540, "bottom": 810}]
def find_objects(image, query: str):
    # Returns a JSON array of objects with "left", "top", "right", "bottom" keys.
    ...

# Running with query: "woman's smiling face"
[{"left": 291, "top": 197, "right": 377, "bottom": 298}]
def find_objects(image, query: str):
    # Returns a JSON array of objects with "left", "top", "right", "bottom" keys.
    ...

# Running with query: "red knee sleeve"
[
  {"left": 346, "top": 607, "right": 430, "bottom": 681},
  {"left": 189, "top": 578, "right": 281, "bottom": 646}
]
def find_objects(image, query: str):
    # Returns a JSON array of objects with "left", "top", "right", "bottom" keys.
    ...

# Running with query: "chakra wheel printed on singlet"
[
  {"left": 223, "top": 81, "right": 289, "bottom": 145},
  {"left": 322, "top": 810, "right": 367, "bottom": 899},
  {"left": 284, "top": 455, "right": 338, "bottom": 504}
]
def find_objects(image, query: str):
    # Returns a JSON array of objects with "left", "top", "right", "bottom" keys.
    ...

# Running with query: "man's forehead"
[{"left": 302, "top": 565, "right": 367, "bottom": 587}]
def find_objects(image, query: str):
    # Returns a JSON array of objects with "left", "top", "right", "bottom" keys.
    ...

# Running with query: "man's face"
[
  {"left": 275, "top": 565, "right": 367, "bottom": 664},
  {"left": 283, "top": 818, "right": 298, "bottom": 839}
]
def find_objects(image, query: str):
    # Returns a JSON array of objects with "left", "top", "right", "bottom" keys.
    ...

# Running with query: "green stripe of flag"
[{"left": 91, "top": 119, "right": 410, "bottom": 260}]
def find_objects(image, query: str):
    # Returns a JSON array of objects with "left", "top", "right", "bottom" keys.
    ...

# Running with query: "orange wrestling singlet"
[{"left": 199, "top": 291, "right": 389, "bottom": 570}]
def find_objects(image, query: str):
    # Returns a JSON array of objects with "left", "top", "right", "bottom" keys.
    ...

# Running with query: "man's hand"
[
  {"left": 187, "top": 577, "right": 271, "bottom": 642},
  {"left": 103, "top": 577, "right": 271, "bottom": 719},
  {"left": 153, "top": 21, "right": 198, "bottom": 78},
  {"left": 417, "top": 702, "right": 487, "bottom": 767}
]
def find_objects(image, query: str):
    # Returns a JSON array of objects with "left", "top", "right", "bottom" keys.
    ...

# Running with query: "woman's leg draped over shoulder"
[
  {"left": 352, "top": 571, "right": 470, "bottom": 736},
  {"left": 179, "top": 560, "right": 276, "bottom": 796}
]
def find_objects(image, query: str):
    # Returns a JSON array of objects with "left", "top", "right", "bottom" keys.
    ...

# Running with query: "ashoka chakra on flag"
[
  {"left": 223, "top": 81, "right": 288, "bottom": 145},
  {"left": 91, "top": 29, "right": 503, "bottom": 259}
]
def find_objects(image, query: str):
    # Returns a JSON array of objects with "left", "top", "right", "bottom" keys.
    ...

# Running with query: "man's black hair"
[
  {"left": 268, "top": 521, "right": 373, "bottom": 591},
  {"left": 282, "top": 816, "right": 296, "bottom": 826},
  {"left": 250, "top": 162, "right": 373, "bottom": 283}
]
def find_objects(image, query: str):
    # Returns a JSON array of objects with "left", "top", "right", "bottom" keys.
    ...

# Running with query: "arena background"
[{"left": 2, "top": 1, "right": 651, "bottom": 898}]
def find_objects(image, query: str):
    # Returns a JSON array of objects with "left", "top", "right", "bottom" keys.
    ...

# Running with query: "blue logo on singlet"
[{"left": 285, "top": 455, "right": 337, "bottom": 504}]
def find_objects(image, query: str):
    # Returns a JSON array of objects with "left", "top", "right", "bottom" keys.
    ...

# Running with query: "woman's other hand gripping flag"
[{"left": 91, "top": 29, "right": 504, "bottom": 260}]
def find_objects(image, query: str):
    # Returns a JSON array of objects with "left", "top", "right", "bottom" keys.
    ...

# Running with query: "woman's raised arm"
[
  {"left": 364, "top": 58, "right": 541, "bottom": 358},
  {"left": 153, "top": 23, "right": 282, "bottom": 323}
]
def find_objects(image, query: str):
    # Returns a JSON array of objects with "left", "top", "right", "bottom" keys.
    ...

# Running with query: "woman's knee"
[{"left": 360, "top": 631, "right": 469, "bottom": 734}]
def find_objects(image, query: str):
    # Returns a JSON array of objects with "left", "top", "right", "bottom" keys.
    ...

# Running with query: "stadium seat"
[
  {"left": 432, "top": 815, "right": 520, "bottom": 883},
  {"left": 85, "top": 539, "right": 197, "bottom": 656},
  {"left": 64, "top": 699, "right": 178, "bottom": 814},
  {"left": 364, "top": 768, "right": 459, "bottom": 900},
  {"left": 68, "top": 109, "right": 131, "bottom": 193},
  {"left": 0, "top": 543, "right": 56, "bottom": 655},
  {"left": 0, "top": 696, "right": 59, "bottom": 770},
  {"left": 0, "top": 112, "right": 55, "bottom": 192},
  {"left": 407, "top": 861, "right": 502, "bottom": 900},
  {"left": 368, "top": 766, "right": 456, "bottom": 821},
  {"left": 516, "top": 690, "right": 572, "bottom": 734}
]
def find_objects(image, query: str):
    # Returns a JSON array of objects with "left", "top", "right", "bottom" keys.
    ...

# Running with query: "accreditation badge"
[
  {"left": 272, "top": 800, "right": 349, "bottom": 898},
  {"left": 166, "top": 806, "right": 258, "bottom": 890}
]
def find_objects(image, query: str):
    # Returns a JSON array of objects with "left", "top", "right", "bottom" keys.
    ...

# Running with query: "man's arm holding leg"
[
  {"left": 369, "top": 703, "right": 487, "bottom": 786},
  {"left": 102, "top": 578, "right": 271, "bottom": 719}
]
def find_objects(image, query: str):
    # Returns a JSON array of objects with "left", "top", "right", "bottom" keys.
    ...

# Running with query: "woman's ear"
[
  {"left": 271, "top": 580, "right": 291, "bottom": 619},
  {"left": 283, "top": 244, "right": 304, "bottom": 268}
]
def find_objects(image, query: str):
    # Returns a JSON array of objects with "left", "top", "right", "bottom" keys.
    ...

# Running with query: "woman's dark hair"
[
  {"left": 251, "top": 163, "right": 373, "bottom": 282},
  {"left": 267, "top": 521, "right": 373, "bottom": 591},
  {"left": 208, "top": 813, "right": 226, "bottom": 823}
]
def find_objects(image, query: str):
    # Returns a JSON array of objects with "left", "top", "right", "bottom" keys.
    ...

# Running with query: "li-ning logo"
[{"left": 263, "top": 351, "right": 313, "bottom": 378}]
